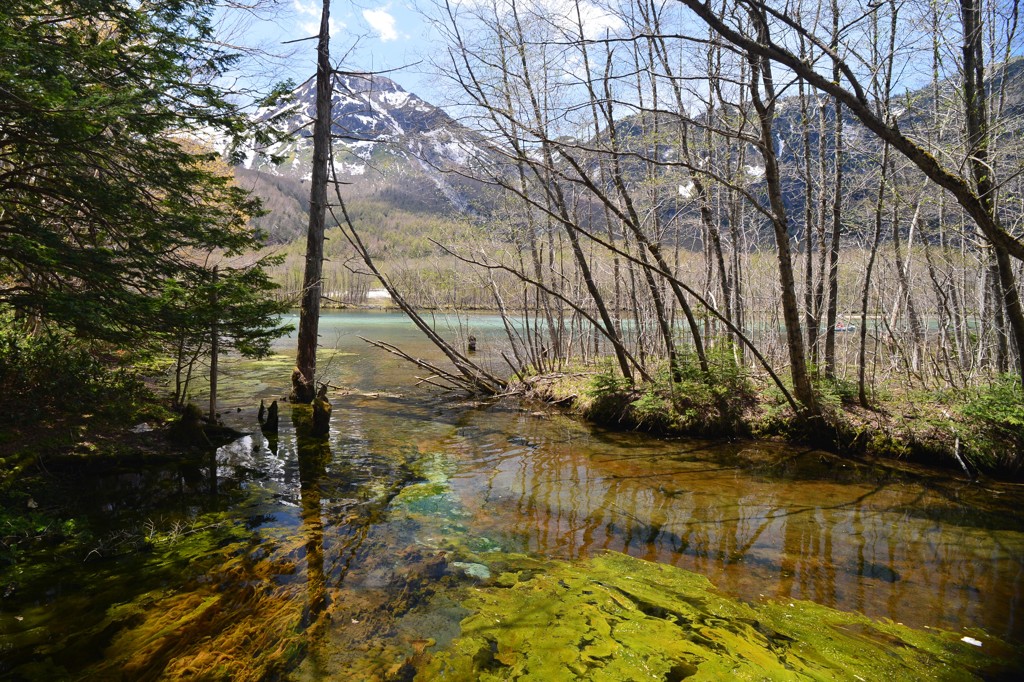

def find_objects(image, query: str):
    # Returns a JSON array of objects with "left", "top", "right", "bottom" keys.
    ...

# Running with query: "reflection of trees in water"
[
  {"left": 284, "top": 406, "right": 463, "bottom": 677},
  {"left": 296, "top": 426, "right": 330, "bottom": 627},
  {"left": 290, "top": 404, "right": 427, "bottom": 644},
  {"left": 483, "top": 435, "right": 1023, "bottom": 638}
]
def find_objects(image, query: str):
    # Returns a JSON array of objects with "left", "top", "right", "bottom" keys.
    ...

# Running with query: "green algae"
[
  {"left": 1, "top": 502, "right": 313, "bottom": 681},
  {"left": 81, "top": 519, "right": 316, "bottom": 681},
  {"left": 419, "top": 552, "right": 1022, "bottom": 681},
  {"left": 390, "top": 452, "right": 473, "bottom": 527},
  {"left": 391, "top": 480, "right": 454, "bottom": 515}
]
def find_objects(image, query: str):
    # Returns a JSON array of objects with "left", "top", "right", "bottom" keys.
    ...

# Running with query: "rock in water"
[
  {"left": 257, "top": 399, "right": 266, "bottom": 425},
  {"left": 451, "top": 562, "right": 491, "bottom": 580}
]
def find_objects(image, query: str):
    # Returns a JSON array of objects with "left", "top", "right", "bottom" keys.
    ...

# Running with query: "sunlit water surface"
[{"left": 2, "top": 311, "right": 1022, "bottom": 679}]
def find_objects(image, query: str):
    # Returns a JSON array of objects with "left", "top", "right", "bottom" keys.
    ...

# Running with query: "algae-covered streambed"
[{"left": 2, "top": 311, "right": 1023, "bottom": 680}]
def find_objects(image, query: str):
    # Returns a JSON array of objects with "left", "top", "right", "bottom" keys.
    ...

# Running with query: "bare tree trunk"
[
  {"left": 746, "top": 10, "right": 818, "bottom": 414},
  {"left": 823, "top": 1, "right": 843, "bottom": 378},
  {"left": 859, "top": 144, "right": 890, "bottom": 407},
  {"left": 962, "top": 0, "right": 1024, "bottom": 386},
  {"left": 209, "top": 265, "right": 219, "bottom": 422},
  {"left": 292, "top": 0, "right": 332, "bottom": 404},
  {"left": 891, "top": 199, "right": 926, "bottom": 376},
  {"left": 798, "top": 74, "right": 819, "bottom": 365}
]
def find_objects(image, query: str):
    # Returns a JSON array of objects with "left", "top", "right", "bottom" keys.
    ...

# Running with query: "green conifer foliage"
[{"left": 0, "top": 0, "right": 287, "bottom": 350}]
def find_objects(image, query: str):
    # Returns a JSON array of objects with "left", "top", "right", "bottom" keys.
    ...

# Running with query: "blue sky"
[
  {"left": 231, "top": 1, "right": 445, "bottom": 104},
  {"left": 225, "top": 0, "right": 629, "bottom": 109}
]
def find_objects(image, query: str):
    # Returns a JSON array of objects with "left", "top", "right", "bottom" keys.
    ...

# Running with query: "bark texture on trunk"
[{"left": 292, "top": 0, "right": 333, "bottom": 403}]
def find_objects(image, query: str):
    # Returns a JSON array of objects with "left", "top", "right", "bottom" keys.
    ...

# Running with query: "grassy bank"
[{"left": 520, "top": 355, "right": 1024, "bottom": 480}]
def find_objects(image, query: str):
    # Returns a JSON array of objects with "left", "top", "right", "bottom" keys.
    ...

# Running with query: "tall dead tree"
[
  {"left": 745, "top": 6, "right": 819, "bottom": 414},
  {"left": 291, "top": 0, "right": 332, "bottom": 403},
  {"left": 822, "top": 0, "right": 844, "bottom": 378}
]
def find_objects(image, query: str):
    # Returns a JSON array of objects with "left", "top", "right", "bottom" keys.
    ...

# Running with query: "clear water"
[{"left": 2, "top": 311, "right": 1022, "bottom": 680}]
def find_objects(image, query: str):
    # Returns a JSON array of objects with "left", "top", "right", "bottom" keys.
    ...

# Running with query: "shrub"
[
  {"left": 584, "top": 361, "right": 636, "bottom": 425},
  {"left": 664, "top": 344, "right": 756, "bottom": 435},
  {"left": 0, "top": 312, "right": 145, "bottom": 424},
  {"left": 583, "top": 343, "right": 756, "bottom": 437},
  {"left": 814, "top": 374, "right": 859, "bottom": 410},
  {"left": 960, "top": 375, "right": 1024, "bottom": 473}
]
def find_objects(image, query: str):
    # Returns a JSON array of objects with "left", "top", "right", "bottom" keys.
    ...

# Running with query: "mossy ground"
[{"left": 420, "top": 551, "right": 1022, "bottom": 681}]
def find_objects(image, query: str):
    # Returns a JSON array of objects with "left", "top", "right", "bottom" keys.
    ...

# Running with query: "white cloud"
[
  {"left": 292, "top": 0, "right": 320, "bottom": 18},
  {"left": 561, "top": 0, "right": 623, "bottom": 39},
  {"left": 293, "top": 1, "right": 344, "bottom": 40},
  {"left": 363, "top": 7, "right": 398, "bottom": 42},
  {"left": 299, "top": 17, "right": 342, "bottom": 37},
  {"left": 449, "top": 0, "right": 623, "bottom": 39}
]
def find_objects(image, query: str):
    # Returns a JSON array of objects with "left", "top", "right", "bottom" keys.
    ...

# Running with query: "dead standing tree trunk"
[
  {"left": 292, "top": 0, "right": 332, "bottom": 404},
  {"left": 745, "top": 7, "right": 819, "bottom": 415},
  {"left": 961, "top": 0, "right": 1024, "bottom": 386},
  {"left": 209, "top": 265, "right": 219, "bottom": 422},
  {"left": 823, "top": 0, "right": 844, "bottom": 379}
]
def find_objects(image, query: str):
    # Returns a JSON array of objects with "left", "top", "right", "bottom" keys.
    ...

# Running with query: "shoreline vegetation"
[
  {"left": 294, "top": 304, "right": 1024, "bottom": 481},
  {"left": 292, "top": 250, "right": 1024, "bottom": 483},
  {"left": 1, "top": 306, "right": 1019, "bottom": 488},
  {"left": 517, "top": 363, "right": 1023, "bottom": 482}
]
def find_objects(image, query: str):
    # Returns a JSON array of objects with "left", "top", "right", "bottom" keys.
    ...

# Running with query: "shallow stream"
[{"left": 2, "top": 311, "right": 1023, "bottom": 680}]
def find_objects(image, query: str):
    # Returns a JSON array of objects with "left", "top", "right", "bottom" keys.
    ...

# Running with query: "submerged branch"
[
  {"left": 324, "top": 143, "right": 505, "bottom": 396},
  {"left": 357, "top": 336, "right": 482, "bottom": 393}
]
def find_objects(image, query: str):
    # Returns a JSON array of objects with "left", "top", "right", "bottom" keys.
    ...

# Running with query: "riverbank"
[{"left": 520, "top": 367, "right": 1024, "bottom": 481}]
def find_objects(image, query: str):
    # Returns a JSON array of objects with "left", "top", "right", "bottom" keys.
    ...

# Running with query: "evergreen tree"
[{"left": 0, "top": 0, "right": 289, "bottom": 351}]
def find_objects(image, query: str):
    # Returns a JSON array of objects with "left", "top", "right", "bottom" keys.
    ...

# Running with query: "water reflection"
[
  {"left": 4, "top": 311, "right": 1022, "bottom": 679},
  {"left": 440, "top": 409, "right": 1024, "bottom": 643},
  {"left": 293, "top": 408, "right": 330, "bottom": 627}
]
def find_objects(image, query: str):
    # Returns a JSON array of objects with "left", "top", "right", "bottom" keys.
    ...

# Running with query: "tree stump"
[
  {"left": 311, "top": 384, "right": 331, "bottom": 437},
  {"left": 262, "top": 400, "right": 279, "bottom": 434},
  {"left": 169, "top": 403, "right": 207, "bottom": 446},
  {"left": 290, "top": 366, "right": 315, "bottom": 404}
]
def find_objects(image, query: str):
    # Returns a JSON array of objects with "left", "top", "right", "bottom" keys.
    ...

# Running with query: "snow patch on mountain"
[
  {"left": 380, "top": 90, "right": 412, "bottom": 108},
  {"left": 241, "top": 73, "right": 493, "bottom": 220}
]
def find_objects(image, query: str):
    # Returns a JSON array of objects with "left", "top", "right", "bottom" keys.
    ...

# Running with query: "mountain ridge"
[{"left": 239, "top": 73, "right": 494, "bottom": 243}]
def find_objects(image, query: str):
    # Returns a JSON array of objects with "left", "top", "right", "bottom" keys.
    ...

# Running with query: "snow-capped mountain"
[{"left": 239, "top": 74, "right": 494, "bottom": 242}]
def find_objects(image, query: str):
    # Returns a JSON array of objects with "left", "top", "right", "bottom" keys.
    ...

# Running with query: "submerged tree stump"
[
  {"left": 261, "top": 400, "right": 279, "bottom": 434},
  {"left": 291, "top": 366, "right": 315, "bottom": 404},
  {"left": 169, "top": 403, "right": 243, "bottom": 448},
  {"left": 291, "top": 385, "right": 330, "bottom": 439},
  {"left": 169, "top": 403, "right": 208, "bottom": 446},
  {"left": 311, "top": 384, "right": 331, "bottom": 437}
]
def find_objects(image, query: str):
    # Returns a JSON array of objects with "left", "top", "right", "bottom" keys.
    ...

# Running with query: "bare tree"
[
  {"left": 675, "top": 0, "right": 1024, "bottom": 386},
  {"left": 291, "top": 0, "right": 332, "bottom": 403}
]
